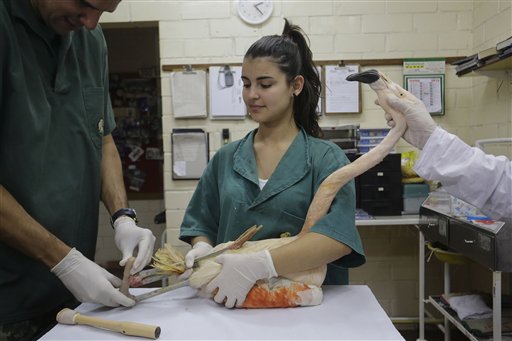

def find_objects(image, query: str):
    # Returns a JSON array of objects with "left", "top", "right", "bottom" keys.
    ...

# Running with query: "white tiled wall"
[{"left": 98, "top": 1, "right": 512, "bottom": 317}]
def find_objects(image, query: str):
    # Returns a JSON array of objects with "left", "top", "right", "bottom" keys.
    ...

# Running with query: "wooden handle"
[
  {"left": 74, "top": 313, "right": 161, "bottom": 339},
  {"left": 120, "top": 256, "right": 136, "bottom": 298}
]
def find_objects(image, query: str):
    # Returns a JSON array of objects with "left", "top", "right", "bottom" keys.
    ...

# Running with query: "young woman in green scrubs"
[{"left": 180, "top": 19, "right": 365, "bottom": 308}]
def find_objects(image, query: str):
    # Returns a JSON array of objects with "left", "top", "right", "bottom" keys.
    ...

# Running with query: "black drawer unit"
[{"left": 358, "top": 153, "right": 403, "bottom": 216}]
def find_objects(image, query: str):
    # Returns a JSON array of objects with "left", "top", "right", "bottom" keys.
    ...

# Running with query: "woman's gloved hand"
[
  {"left": 184, "top": 241, "right": 213, "bottom": 268},
  {"left": 177, "top": 241, "right": 213, "bottom": 281},
  {"left": 113, "top": 216, "right": 156, "bottom": 274},
  {"left": 206, "top": 250, "right": 277, "bottom": 308},
  {"left": 51, "top": 248, "right": 135, "bottom": 307},
  {"left": 383, "top": 96, "right": 437, "bottom": 150}
]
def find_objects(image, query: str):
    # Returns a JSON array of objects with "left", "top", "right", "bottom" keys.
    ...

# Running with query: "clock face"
[{"left": 237, "top": 0, "right": 273, "bottom": 25}]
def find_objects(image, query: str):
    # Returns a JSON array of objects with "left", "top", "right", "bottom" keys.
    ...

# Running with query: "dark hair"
[{"left": 244, "top": 19, "right": 321, "bottom": 137}]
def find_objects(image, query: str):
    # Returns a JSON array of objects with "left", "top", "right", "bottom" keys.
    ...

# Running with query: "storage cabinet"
[{"left": 356, "top": 153, "right": 403, "bottom": 216}]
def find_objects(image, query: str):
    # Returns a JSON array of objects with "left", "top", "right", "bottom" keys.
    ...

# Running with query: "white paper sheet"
[
  {"left": 324, "top": 64, "right": 360, "bottom": 113},
  {"left": 171, "top": 70, "right": 207, "bottom": 118},
  {"left": 172, "top": 129, "right": 208, "bottom": 179},
  {"left": 208, "top": 66, "right": 246, "bottom": 119}
]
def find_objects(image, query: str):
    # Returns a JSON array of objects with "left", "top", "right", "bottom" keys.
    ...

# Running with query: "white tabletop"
[{"left": 41, "top": 285, "right": 404, "bottom": 340}]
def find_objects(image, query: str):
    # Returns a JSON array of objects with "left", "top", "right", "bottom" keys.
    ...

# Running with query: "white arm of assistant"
[{"left": 414, "top": 127, "right": 512, "bottom": 220}]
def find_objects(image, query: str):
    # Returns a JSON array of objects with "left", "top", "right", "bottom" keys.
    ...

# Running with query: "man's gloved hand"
[
  {"left": 177, "top": 241, "right": 213, "bottom": 281},
  {"left": 384, "top": 96, "right": 437, "bottom": 150},
  {"left": 205, "top": 250, "right": 278, "bottom": 308},
  {"left": 51, "top": 248, "right": 135, "bottom": 307},
  {"left": 113, "top": 216, "right": 156, "bottom": 274}
]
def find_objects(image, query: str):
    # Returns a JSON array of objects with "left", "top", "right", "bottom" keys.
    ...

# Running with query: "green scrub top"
[
  {"left": 180, "top": 128, "right": 366, "bottom": 284},
  {"left": 0, "top": 0, "right": 115, "bottom": 323}
]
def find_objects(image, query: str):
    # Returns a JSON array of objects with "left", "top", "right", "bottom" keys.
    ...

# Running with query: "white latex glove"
[
  {"left": 384, "top": 96, "right": 437, "bottom": 150},
  {"left": 51, "top": 248, "right": 135, "bottom": 307},
  {"left": 185, "top": 241, "right": 213, "bottom": 268},
  {"left": 177, "top": 241, "right": 213, "bottom": 281},
  {"left": 205, "top": 250, "right": 278, "bottom": 308},
  {"left": 114, "top": 216, "right": 156, "bottom": 274}
]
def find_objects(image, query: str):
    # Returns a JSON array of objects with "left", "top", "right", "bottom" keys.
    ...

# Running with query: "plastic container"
[
  {"left": 359, "top": 137, "right": 385, "bottom": 145},
  {"left": 403, "top": 183, "right": 429, "bottom": 214},
  {"left": 359, "top": 128, "right": 390, "bottom": 138},
  {"left": 423, "top": 189, "right": 452, "bottom": 214}
]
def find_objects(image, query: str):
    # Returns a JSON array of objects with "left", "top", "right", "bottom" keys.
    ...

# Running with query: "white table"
[{"left": 41, "top": 285, "right": 404, "bottom": 340}]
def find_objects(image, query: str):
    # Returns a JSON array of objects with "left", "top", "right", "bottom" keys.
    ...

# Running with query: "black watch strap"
[{"left": 110, "top": 208, "right": 138, "bottom": 228}]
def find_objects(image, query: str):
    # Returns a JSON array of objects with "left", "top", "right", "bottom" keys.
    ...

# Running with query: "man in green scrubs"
[{"left": 0, "top": 1, "right": 156, "bottom": 339}]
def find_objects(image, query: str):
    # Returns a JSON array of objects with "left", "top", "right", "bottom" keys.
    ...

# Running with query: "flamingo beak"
[{"left": 345, "top": 69, "right": 380, "bottom": 84}]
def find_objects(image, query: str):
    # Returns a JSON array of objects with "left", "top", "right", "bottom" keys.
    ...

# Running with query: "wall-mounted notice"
[
  {"left": 170, "top": 69, "right": 207, "bottom": 118},
  {"left": 403, "top": 59, "right": 445, "bottom": 116},
  {"left": 208, "top": 65, "right": 246, "bottom": 119},
  {"left": 171, "top": 129, "right": 208, "bottom": 180},
  {"left": 324, "top": 64, "right": 360, "bottom": 114}
]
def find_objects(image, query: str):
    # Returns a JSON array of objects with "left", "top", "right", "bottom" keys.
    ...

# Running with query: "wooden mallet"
[{"left": 56, "top": 308, "right": 161, "bottom": 339}]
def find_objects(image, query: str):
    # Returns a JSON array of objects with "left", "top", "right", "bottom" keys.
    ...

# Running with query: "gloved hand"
[
  {"left": 177, "top": 241, "right": 213, "bottom": 281},
  {"left": 185, "top": 241, "right": 213, "bottom": 268},
  {"left": 51, "top": 248, "right": 135, "bottom": 307},
  {"left": 384, "top": 96, "right": 437, "bottom": 150},
  {"left": 113, "top": 216, "right": 156, "bottom": 274},
  {"left": 205, "top": 250, "right": 278, "bottom": 308}
]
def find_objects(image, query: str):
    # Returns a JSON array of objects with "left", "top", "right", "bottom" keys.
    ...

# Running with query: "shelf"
[
  {"left": 477, "top": 56, "right": 512, "bottom": 72},
  {"left": 163, "top": 56, "right": 465, "bottom": 72},
  {"left": 428, "top": 296, "right": 486, "bottom": 341},
  {"left": 457, "top": 53, "right": 512, "bottom": 76}
]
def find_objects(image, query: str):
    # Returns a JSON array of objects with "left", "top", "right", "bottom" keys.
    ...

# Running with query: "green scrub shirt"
[
  {"left": 0, "top": 0, "right": 115, "bottom": 323},
  {"left": 180, "top": 128, "right": 365, "bottom": 284}
]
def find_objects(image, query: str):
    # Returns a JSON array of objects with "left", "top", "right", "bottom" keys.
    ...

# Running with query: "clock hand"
[{"left": 254, "top": 2, "right": 264, "bottom": 15}]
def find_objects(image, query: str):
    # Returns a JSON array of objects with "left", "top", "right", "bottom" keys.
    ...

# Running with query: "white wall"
[{"left": 99, "top": 0, "right": 512, "bottom": 317}]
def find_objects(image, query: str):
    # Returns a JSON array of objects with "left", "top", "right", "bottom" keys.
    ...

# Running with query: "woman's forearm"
[{"left": 270, "top": 232, "right": 351, "bottom": 275}]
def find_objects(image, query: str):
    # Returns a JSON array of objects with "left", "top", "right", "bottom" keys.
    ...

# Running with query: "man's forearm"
[
  {"left": 0, "top": 185, "right": 70, "bottom": 268},
  {"left": 100, "top": 135, "right": 129, "bottom": 215}
]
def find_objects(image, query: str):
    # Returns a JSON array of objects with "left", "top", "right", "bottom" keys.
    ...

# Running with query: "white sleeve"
[{"left": 414, "top": 127, "right": 512, "bottom": 220}]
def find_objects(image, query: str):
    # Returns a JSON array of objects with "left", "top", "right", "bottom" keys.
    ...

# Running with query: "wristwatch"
[{"left": 110, "top": 208, "right": 138, "bottom": 228}]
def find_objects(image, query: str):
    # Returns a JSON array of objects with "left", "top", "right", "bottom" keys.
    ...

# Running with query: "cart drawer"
[
  {"left": 420, "top": 213, "right": 449, "bottom": 245},
  {"left": 449, "top": 220, "right": 495, "bottom": 268}
]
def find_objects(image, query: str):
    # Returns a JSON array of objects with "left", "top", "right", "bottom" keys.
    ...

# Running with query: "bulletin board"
[
  {"left": 403, "top": 59, "right": 445, "bottom": 116},
  {"left": 403, "top": 74, "right": 444, "bottom": 116}
]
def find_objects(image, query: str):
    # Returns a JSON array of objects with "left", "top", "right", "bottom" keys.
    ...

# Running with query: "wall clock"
[{"left": 237, "top": 0, "right": 273, "bottom": 25}]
